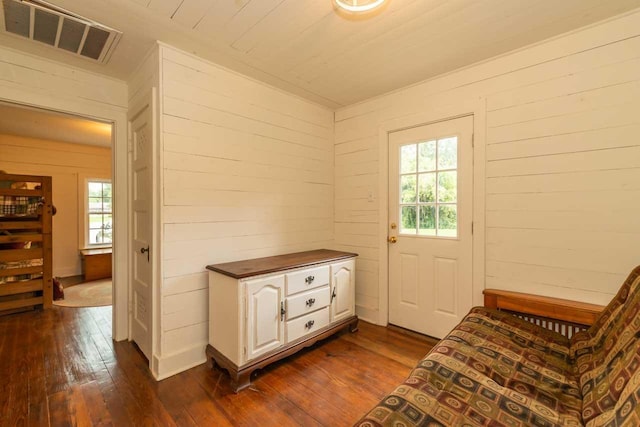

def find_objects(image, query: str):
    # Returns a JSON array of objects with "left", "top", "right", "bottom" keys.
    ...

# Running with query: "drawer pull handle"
[
  {"left": 305, "top": 298, "right": 316, "bottom": 307},
  {"left": 305, "top": 275, "right": 315, "bottom": 285},
  {"left": 305, "top": 320, "right": 315, "bottom": 329}
]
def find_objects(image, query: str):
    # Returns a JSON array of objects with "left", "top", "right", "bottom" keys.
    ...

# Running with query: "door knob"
[
  {"left": 140, "top": 246, "right": 150, "bottom": 261},
  {"left": 388, "top": 236, "right": 397, "bottom": 243}
]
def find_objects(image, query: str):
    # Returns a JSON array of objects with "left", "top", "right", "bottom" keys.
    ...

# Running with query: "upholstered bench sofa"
[{"left": 355, "top": 266, "right": 640, "bottom": 426}]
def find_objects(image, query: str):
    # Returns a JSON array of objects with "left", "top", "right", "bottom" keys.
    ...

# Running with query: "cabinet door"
[
  {"left": 245, "top": 275, "right": 285, "bottom": 361},
  {"left": 330, "top": 260, "right": 355, "bottom": 323}
]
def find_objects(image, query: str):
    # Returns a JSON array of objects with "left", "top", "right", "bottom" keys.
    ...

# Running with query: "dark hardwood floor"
[{"left": 0, "top": 306, "right": 437, "bottom": 426}]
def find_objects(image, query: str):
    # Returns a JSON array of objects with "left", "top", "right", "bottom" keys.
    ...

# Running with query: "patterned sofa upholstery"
[{"left": 355, "top": 266, "right": 640, "bottom": 427}]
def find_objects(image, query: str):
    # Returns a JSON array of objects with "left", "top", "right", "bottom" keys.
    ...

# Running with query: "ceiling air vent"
[{"left": 1, "top": 0, "right": 121, "bottom": 63}]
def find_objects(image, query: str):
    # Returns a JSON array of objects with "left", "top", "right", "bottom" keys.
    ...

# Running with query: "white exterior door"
[
  {"left": 388, "top": 116, "right": 474, "bottom": 338},
  {"left": 330, "top": 260, "right": 355, "bottom": 323},
  {"left": 129, "top": 99, "right": 154, "bottom": 360},
  {"left": 245, "top": 275, "right": 285, "bottom": 361}
]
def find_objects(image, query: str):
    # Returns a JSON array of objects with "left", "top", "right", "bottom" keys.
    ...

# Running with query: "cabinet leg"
[
  {"left": 349, "top": 317, "right": 359, "bottom": 333},
  {"left": 206, "top": 355, "right": 218, "bottom": 370},
  {"left": 205, "top": 345, "right": 215, "bottom": 369},
  {"left": 206, "top": 344, "right": 253, "bottom": 392},
  {"left": 231, "top": 370, "right": 252, "bottom": 393}
]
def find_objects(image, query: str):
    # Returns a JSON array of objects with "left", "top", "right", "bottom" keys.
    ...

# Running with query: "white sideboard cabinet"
[{"left": 206, "top": 249, "right": 358, "bottom": 391}]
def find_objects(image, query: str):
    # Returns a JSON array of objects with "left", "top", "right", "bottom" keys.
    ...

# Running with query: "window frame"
[
  {"left": 398, "top": 135, "right": 460, "bottom": 239},
  {"left": 79, "top": 175, "right": 112, "bottom": 249}
]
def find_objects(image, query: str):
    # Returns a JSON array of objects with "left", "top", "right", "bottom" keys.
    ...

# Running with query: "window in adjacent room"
[{"left": 86, "top": 179, "right": 112, "bottom": 246}]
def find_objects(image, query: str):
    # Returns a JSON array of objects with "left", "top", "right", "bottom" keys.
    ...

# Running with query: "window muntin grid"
[
  {"left": 87, "top": 180, "right": 112, "bottom": 245},
  {"left": 398, "top": 137, "right": 458, "bottom": 237}
]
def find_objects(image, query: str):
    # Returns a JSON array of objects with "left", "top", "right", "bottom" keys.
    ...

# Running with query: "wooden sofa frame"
[{"left": 483, "top": 289, "right": 605, "bottom": 337}]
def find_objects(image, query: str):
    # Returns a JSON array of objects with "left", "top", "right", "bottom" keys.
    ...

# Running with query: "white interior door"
[
  {"left": 129, "top": 100, "right": 154, "bottom": 360},
  {"left": 388, "top": 116, "right": 473, "bottom": 338}
]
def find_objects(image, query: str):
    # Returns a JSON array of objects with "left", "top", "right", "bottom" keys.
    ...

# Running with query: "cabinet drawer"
[
  {"left": 286, "top": 285, "right": 330, "bottom": 320},
  {"left": 286, "top": 265, "right": 329, "bottom": 295},
  {"left": 286, "top": 306, "right": 329, "bottom": 343}
]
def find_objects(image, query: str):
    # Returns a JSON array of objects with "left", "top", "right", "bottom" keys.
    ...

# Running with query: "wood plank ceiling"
[{"left": 1, "top": 0, "right": 639, "bottom": 107}]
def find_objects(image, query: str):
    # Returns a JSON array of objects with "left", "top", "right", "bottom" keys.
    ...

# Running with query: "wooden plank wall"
[
  {"left": 158, "top": 46, "right": 334, "bottom": 366},
  {"left": 0, "top": 135, "right": 111, "bottom": 277},
  {"left": 334, "top": 11, "right": 640, "bottom": 323},
  {"left": 0, "top": 45, "right": 127, "bottom": 113}
]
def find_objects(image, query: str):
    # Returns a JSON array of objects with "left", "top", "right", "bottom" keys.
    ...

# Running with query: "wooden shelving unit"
[{"left": 0, "top": 173, "right": 53, "bottom": 315}]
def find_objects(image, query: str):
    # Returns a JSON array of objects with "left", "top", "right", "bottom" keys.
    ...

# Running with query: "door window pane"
[
  {"left": 400, "top": 175, "right": 417, "bottom": 203},
  {"left": 400, "top": 144, "right": 417, "bottom": 173},
  {"left": 418, "top": 140, "right": 436, "bottom": 172},
  {"left": 438, "top": 205, "right": 457, "bottom": 237},
  {"left": 437, "top": 171, "right": 457, "bottom": 203},
  {"left": 398, "top": 136, "right": 459, "bottom": 237},
  {"left": 438, "top": 137, "right": 457, "bottom": 169},
  {"left": 401, "top": 206, "right": 417, "bottom": 234},
  {"left": 418, "top": 173, "right": 435, "bottom": 203},
  {"left": 418, "top": 206, "right": 436, "bottom": 236}
]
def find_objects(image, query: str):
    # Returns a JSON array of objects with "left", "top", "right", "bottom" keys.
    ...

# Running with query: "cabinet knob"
[
  {"left": 280, "top": 301, "right": 286, "bottom": 321},
  {"left": 305, "top": 275, "right": 315, "bottom": 285},
  {"left": 305, "top": 298, "right": 316, "bottom": 307},
  {"left": 305, "top": 320, "right": 315, "bottom": 329}
]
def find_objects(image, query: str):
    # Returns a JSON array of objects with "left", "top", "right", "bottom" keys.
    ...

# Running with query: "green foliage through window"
[{"left": 399, "top": 136, "right": 458, "bottom": 237}]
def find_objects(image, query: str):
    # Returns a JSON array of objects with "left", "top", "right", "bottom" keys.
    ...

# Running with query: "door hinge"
[
  {"left": 472, "top": 133, "right": 475, "bottom": 148},
  {"left": 471, "top": 222, "right": 474, "bottom": 235},
  {"left": 243, "top": 346, "right": 247, "bottom": 356}
]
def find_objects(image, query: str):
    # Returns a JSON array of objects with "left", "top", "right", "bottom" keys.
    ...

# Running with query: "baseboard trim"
[
  {"left": 151, "top": 344, "right": 207, "bottom": 381},
  {"left": 356, "top": 304, "right": 380, "bottom": 325}
]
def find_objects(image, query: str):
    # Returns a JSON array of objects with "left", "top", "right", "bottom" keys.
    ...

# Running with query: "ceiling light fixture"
[{"left": 334, "top": 0, "right": 386, "bottom": 13}]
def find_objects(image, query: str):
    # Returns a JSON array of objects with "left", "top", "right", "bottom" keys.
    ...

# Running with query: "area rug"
[{"left": 53, "top": 279, "right": 112, "bottom": 307}]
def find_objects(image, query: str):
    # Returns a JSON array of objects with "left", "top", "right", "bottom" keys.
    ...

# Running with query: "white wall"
[
  {"left": 0, "top": 44, "right": 130, "bottom": 340},
  {"left": 155, "top": 45, "right": 335, "bottom": 378},
  {"left": 0, "top": 134, "right": 111, "bottom": 277},
  {"left": 334, "top": 10, "right": 640, "bottom": 324}
]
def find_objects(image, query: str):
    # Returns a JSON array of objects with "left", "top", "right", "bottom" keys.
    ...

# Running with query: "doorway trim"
[
  {"left": 376, "top": 98, "right": 486, "bottom": 327},
  {"left": 0, "top": 96, "right": 129, "bottom": 341}
]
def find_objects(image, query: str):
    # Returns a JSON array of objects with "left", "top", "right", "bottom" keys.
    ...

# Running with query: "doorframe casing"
[
  {"left": 376, "top": 98, "right": 487, "bottom": 327},
  {"left": 0, "top": 96, "right": 130, "bottom": 342}
]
